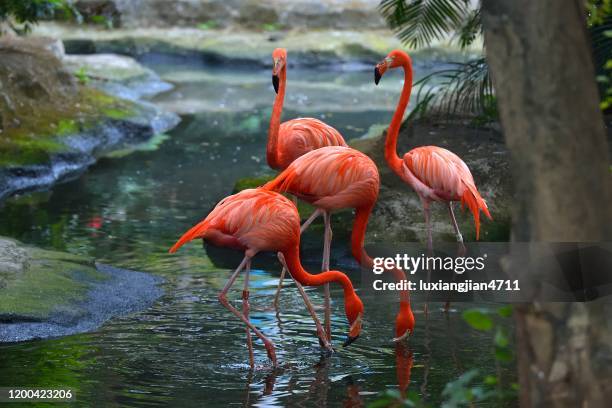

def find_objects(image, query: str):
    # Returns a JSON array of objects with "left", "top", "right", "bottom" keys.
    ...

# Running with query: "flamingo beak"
[
  {"left": 272, "top": 74, "right": 279, "bottom": 94},
  {"left": 343, "top": 335, "right": 359, "bottom": 347},
  {"left": 374, "top": 66, "right": 382, "bottom": 85}
]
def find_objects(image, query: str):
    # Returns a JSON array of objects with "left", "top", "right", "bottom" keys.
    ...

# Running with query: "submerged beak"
[
  {"left": 343, "top": 335, "right": 359, "bottom": 347},
  {"left": 374, "top": 66, "right": 381, "bottom": 85},
  {"left": 272, "top": 74, "right": 279, "bottom": 94}
]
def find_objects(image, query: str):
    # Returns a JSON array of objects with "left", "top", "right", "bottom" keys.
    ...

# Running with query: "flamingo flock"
[{"left": 169, "top": 49, "right": 491, "bottom": 368}]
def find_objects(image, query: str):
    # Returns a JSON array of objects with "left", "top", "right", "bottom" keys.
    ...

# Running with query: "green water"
[{"left": 0, "top": 58, "right": 515, "bottom": 407}]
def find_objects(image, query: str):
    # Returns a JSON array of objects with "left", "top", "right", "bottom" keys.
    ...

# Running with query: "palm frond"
[
  {"left": 409, "top": 58, "right": 496, "bottom": 122},
  {"left": 379, "top": 0, "right": 475, "bottom": 49}
]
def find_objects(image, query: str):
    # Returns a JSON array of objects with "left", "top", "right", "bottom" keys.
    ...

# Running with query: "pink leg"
[
  {"left": 243, "top": 259, "right": 254, "bottom": 368},
  {"left": 219, "top": 255, "right": 277, "bottom": 367},
  {"left": 444, "top": 203, "right": 465, "bottom": 312},
  {"left": 448, "top": 202, "right": 466, "bottom": 255},
  {"left": 423, "top": 201, "right": 432, "bottom": 315},
  {"left": 277, "top": 253, "right": 333, "bottom": 351},
  {"left": 322, "top": 211, "right": 332, "bottom": 342},
  {"left": 272, "top": 209, "right": 322, "bottom": 308}
]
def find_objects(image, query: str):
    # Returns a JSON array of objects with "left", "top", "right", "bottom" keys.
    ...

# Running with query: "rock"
[
  {"left": 0, "top": 37, "right": 179, "bottom": 201},
  {"left": 74, "top": 0, "right": 386, "bottom": 30},
  {"left": 34, "top": 23, "right": 403, "bottom": 67},
  {"left": 62, "top": 53, "right": 174, "bottom": 100},
  {"left": 0, "top": 237, "right": 163, "bottom": 342}
]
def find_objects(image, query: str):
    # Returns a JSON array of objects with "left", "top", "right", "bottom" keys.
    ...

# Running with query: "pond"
[{"left": 0, "top": 54, "right": 515, "bottom": 406}]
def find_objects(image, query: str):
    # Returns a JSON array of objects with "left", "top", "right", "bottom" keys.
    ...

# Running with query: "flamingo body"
[
  {"left": 265, "top": 146, "right": 379, "bottom": 210},
  {"left": 272, "top": 118, "right": 348, "bottom": 170},
  {"left": 169, "top": 189, "right": 364, "bottom": 365},
  {"left": 169, "top": 188, "right": 298, "bottom": 256},
  {"left": 264, "top": 146, "right": 415, "bottom": 338},
  {"left": 402, "top": 146, "right": 491, "bottom": 239}
]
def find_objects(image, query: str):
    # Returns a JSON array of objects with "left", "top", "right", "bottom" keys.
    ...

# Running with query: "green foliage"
[
  {"left": 409, "top": 58, "right": 497, "bottom": 122},
  {"left": 74, "top": 66, "right": 90, "bottom": 84},
  {"left": 461, "top": 308, "right": 493, "bottom": 331},
  {"left": 197, "top": 20, "right": 219, "bottom": 30},
  {"left": 262, "top": 23, "right": 281, "bottom": 31},
  {"left": 89, "top": 14, "right": 113, "bottom": 29},
  {"left": 380, "top": 0, "right": 612, "bottom": 119},
  {"left": 379, "top": 0, "right": 477, "bottom": 49},
  {"left": 0, "top": 0, "right": 77, "bottom": 34}
]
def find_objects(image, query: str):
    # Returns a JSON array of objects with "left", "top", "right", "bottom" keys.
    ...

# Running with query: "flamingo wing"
[
  {"left": 170, "top": 189, "right": 299, "bottom": 253},
  {"left": 264, "top": 146, "right": 379, "bottom": 210}
]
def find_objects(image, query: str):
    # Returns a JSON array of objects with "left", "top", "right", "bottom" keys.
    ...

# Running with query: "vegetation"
[
  {"left": 0, "top": 0, "right": 77, "bottom": 35},
  {"left": 379, "top": 0, "right": 612, "bottom": 121}
]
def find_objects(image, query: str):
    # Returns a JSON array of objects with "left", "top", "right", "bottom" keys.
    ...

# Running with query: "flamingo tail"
[
  {"left": 262, "top": 168, "right": 296, "bottom": 193},
  {"left": 168, "top": 220, "right": 210, "bottom": 253},
  {"left": 460, "top": 183, "right": 492, "bottom": 240}
]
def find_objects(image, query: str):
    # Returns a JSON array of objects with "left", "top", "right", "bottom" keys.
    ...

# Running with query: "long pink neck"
[
  {"left": 267, "top": 67, "right": 287, "bottom": 170},
  {"left": 351, "top": 206, "right": 410, "bottom": 305},
  {"left": 282, "top": 244, "right": 355, "bottom": 298},
  {"left": 385, "top": 59, "right": 413, "bottom": 176}
]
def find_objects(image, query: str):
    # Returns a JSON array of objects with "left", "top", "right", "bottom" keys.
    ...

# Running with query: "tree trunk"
[{"left": 481, "top": 0, "right": 612, "bottom": 407}]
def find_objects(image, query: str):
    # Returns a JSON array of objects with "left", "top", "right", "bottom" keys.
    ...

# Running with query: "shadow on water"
[{"left": 0, "top": 59, "right": 515, "bottom": 406}]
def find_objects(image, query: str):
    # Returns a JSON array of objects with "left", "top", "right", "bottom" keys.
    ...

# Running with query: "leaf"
[
  {"left": 494, "top": 327, "right": 509, "bottom": 348},
  {"left": 497, "top": 305, "right": 513, "bottom": 318},
  {"left": 379, "top": 0, "right": 475, "bottom": 49},
  {"left": 484, "top": 375, "right": 498, "bottom": 386},
  {"left": 494, "top": 346, "right": 513, "bottom": 362},
  {"left": 462, "top": 309, "right": 493, "bottom": 331}
]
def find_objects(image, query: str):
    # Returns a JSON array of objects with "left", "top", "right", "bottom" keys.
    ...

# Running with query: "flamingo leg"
[
  {"left": 243, "top": 258, "right": 254, "bottom": 368},
  {"left": 219, "top": 255, "right": 277, "bottom": 367},
  {"left": 277, "top": 253, "right": 333, "bottom": 352},
  {"left": 444, "top": 202, "right": 465, "bottom": 312},
  {"left": 448, "top": 202, "right": 466, "bottom": 255},
  {"left": 322, "top": 211, "right": 332, "bottom": 342},
  {"left": 273, "top": 208, "right": 323, "bottom": 308},
  {"left": 423, "top": 201, "right": 432, "bottom": 315}
]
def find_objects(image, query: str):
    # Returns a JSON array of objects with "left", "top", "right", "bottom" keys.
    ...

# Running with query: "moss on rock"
[{"left": 0, "top": 237, "right": 104, "bottom": 321}]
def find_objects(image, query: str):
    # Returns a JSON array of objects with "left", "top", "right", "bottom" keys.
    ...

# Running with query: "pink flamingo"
[
  {"left": 268, "top": 47, "right": 348, "bottom": 319},
  {"left": 169, "top": 189, "right": 363, "bottom": 368},
  {"left": 268, "top": 48, "right": 347, "bottom": 171},
  {"left": 264, "top": 146, "right": 415, "bottom": 342},
  {"left": 374, "top": 49, "right": 492, "bottom": 253}
]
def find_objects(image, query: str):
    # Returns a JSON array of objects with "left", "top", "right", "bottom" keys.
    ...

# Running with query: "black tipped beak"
[
  {"left": 343, "top": 335, "right": 359, "bottom": 347},
  {"left": 374, "top": 67, "right": 381, "bottom": 85},
  {"left": 272, "top": 74, "right": 279, "bottom": 94}
]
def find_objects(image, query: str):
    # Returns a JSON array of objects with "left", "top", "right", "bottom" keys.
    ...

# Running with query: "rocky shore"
[
  {"left": 0, "top": 36, "right": 179, "bottom": 202},
  {"left": 0, "top": 237, "right": 163, "bottom": 342}
]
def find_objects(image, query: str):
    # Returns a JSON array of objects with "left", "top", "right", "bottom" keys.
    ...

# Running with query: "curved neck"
[
  {"left": 267, "top": 67, "right": 287, "bottom": 169},
  {"left": 283, "top": 244, "right": 354, "bottom": 297},
  {"left": 385, "top": 60, "right": 413, "bottom": 174},
  {"left": 351, "top": 205, "right": 411, "bottom": 305}
]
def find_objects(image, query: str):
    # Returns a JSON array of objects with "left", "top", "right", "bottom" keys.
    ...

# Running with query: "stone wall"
[{"left": 75, "top": 0, "right": 387, "bottom": 29}]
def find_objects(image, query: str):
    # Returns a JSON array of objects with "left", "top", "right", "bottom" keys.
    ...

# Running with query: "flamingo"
[
  {"left": 169, "top": 188, "right": 364, "bottom": 368},
  {"left": 374, "top": 49, "right": 492, "bottom": 253},
  {"left": 264, "top": 146, "right": 415, "bottom": 341},
  {"left": 268, "top": 48, "right": 347, "bottom": 171},
  {"left": 268, "top": 47, "right": 347, "bottom": 324}
]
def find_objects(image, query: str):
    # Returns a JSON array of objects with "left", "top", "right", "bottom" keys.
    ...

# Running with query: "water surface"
[{"left": 0, "top": 56, "right": 515, "bottom": 407}]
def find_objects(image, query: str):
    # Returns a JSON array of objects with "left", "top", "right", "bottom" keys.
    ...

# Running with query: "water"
[{"left": 0, "top": 56, "right": 515, "bottom": 406}]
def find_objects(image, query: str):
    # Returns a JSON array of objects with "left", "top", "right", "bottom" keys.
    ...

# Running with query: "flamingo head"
[
  {"left": 342, "top": 292, "right": 364, "bottom": 347},
  {"left": 374, "top": 49, "right": 411, "bottom": 85},
  {"left": 272, "top": 48, "right": 287, "bottom": 93},
  {"left": 393, "top": 302, "right": 415, "bottom": 342}
]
